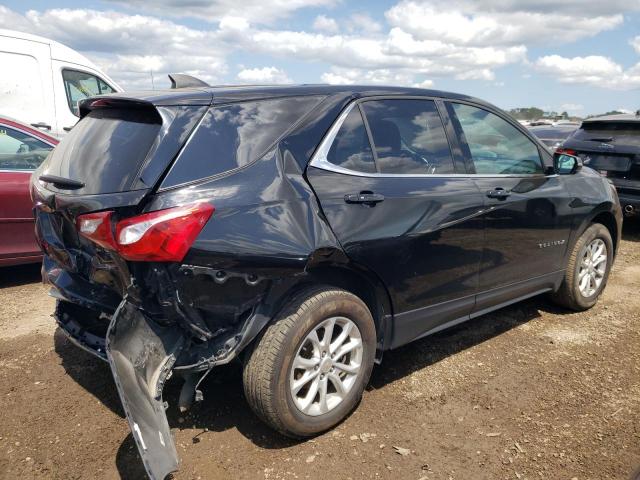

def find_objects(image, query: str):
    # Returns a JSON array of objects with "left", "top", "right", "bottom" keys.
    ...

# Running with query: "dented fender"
[{"left": 106, "top": 299, "right": 186, "bottom": 480}]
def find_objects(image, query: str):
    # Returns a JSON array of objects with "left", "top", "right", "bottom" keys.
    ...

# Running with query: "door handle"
[
  {"left": 486, "top": 188, "right": 511, "bottom": 199},
  {"left": 63, "top": 126, "right": 74, "bottom": 132},
  {"left": 344, "top": 192, "right": 385, "bottom": 205},
  {"left": 31, "top": 122, "right": 52, "bottom": 131}
]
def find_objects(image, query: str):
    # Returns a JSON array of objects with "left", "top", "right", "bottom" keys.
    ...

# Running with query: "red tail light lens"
[
  {"left": 555, "top": 148, "right": 576, "bottom": 156},
  {"left": 114, "top": 202, "right": 214, "bottom": 262},
  {"left": 76, "top": 202, "right": 214, "bottom": 262},
  {"left": 76, "top": 211, "right": 116, "bottom": 250}
]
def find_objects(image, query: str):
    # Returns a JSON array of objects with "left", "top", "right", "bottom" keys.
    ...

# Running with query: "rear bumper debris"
[{"left": 106, "top": 299, "right": 186, "bottom": 480}]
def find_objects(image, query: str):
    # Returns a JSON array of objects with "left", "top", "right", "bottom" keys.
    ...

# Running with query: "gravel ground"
[{"left": 0, "top": 222, "right": 638, "bottom": 480}]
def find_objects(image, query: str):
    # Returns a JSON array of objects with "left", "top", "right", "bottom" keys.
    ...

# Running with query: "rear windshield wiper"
[
  {"left": 39, "top": 174, "right": 85, "bottom": 190},
  {"left": 588, "top": 136, "right": 614, "bottom": 142}
]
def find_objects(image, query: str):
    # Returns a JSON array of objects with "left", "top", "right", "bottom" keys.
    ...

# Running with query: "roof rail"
[{"left": 168, "top": 73, "right": 211, "bottom": 89}]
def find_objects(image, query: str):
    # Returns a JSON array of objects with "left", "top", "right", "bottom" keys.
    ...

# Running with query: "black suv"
[
  {"left": 31, "top": 84, "right": 622, "bottom": 480},
  {"left": 560, "top": 112, "right": 640, "bottom": 216}
]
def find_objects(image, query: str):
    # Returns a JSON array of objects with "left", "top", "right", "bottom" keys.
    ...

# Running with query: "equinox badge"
[{"left": 538, "top": 239, "right": 566, "bottom": 249}]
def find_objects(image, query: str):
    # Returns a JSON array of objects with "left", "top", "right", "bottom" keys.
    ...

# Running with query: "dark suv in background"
[
  {"left": 31, "top": 84, "right": 622, "bottom": 480},
  {"left": 560, "top": 112, "right": 640, "bottom": 217}
]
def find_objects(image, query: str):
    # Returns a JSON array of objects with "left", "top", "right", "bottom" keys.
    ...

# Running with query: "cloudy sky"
[{"left": 1, "top": 0, "right": 639, "bottom": 115}]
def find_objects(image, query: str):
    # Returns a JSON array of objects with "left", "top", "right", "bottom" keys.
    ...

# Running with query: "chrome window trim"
[{"left": 309, "top": 100, "right": 551, "bottom": 179}]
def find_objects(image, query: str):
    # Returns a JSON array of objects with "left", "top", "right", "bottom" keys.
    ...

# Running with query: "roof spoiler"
[
  {"left": 78, "top": 97, "right": 158, "bottom": 119},
  {"left": 168, "top": 73, "right": 211, "bottom": 89}
]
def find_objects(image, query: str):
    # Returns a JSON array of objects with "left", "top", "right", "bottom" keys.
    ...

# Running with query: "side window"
[
  {"left": 449, "top": 103, "right": 543, "bottom": 174},
  {"left": 62, "top": 70, "right": 116, "bottom": 116},
  {"left": 162, "top": 96, "right": 324, "bottom": 187},
  {"left": 361, "top": 99, "right": 454, "bottom": 174},
  {"left": 326, "top": 107, "right": 376, "bottom": 173},
  {"left": 0, "top": 126, "right": 53, "bottom": 170}
]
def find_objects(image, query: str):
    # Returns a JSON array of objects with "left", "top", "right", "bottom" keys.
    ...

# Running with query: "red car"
[{"left": 0, "top": 116, "right": 58, "bottom": 266}]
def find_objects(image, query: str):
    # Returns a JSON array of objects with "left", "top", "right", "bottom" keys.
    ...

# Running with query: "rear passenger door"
[
  {"left": 307, "top": 98, "right": 485, "bottom": 348},
  {"left": 445, "top": 101, "right": 573, "bottom": 313}
]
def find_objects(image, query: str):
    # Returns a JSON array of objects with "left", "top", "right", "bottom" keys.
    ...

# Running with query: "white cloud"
[
  {"left": 535, "top": 55, "right": 640, "bottom": 90},
  {"left": 0, "top": 7, "right": 228, "bottom": 89},
  {"left": 445, "top": 0, "right": 640, "bottom": 16},
  {"left": 346, "top": 13, "right": 383, "bottom": 34},
  {"left": 2, "top": 2, "right": 637, "bottom": 95},
  {"left": 0, "top": 4, "right": 530, "bottom": 91},
  {"left": 104, "top": 0, "right": 338, "bottom": 24},
  {"left": 320, "top": 67, "right": 423, "bottom": 86},
  {"left": 386, "top": 0, "right": 625, "bottom": 46},
  {"left": 413, "top": 79, "right": 435, "bottom": 88},
  {"left": 237, "top": 66, "right": 292, "bottom": 84},
  {"left": 312, "top": 14, "right": 338, "bottom": 33},
  {"left": 560, "top": 103, "right": 584, "bottom": 112}
]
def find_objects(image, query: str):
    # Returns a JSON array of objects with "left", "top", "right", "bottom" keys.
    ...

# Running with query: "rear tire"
[
  {"left": 551, "top": 223, "right": 613, "bottom": 311},
  {"left": 242, "top": 287, "right": 376, "bottom": 437}
]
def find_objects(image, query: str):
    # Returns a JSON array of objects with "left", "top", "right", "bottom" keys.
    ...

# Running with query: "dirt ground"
[{"left": 0, "top": 223, "right": 639, "bottom": 480}]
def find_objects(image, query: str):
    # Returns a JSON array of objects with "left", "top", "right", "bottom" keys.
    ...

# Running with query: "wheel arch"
[
  {"left": 590, "top": 210, "right": 619, "bottom": 255},
  {"left": 234, "top": 260, "right": 394, "bottom": 365},
  {"left": 567, "top": 202, "right": 621, "bottom": 262},
  {"left": 304, "top": 262, "right": 393, "bottom": 358}
]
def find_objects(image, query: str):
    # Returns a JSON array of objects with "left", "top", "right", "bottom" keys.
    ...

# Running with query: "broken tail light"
[
  {"left": 76, "top": 202, "right": 214, "bottom": 262},
  {"left": 77, "top": 211, "right": 116, "bottom": 250}
]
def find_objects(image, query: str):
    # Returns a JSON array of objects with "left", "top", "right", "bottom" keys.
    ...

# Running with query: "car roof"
[
  {"left": 90, "top": 84, "right": 489, "bottom": 108},
  {"left": 582, "top": 112, "right": 640, "bottom": 124}
]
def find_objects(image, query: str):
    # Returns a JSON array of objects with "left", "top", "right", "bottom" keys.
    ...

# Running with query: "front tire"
[
  {"left": 551, "top": 223, "right": 613, "bottom": 311},
  {"left": 242, "top": 287, "right": 376, "bottom": 437}
]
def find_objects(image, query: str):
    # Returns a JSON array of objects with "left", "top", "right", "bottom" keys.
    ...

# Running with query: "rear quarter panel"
[{"left": 561, "top": 168, "right": 622, "bottom": 256}]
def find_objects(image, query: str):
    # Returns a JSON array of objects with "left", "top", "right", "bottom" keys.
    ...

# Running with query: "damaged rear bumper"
[
  {"left": 106, "top": 299, "right": 186, "bottom": 480},
  {"left": 50, "top": 275, "right": 274, "bottom": 480},
  {"left": 52, "top": 288, "right": 188, "bottom": 480}
]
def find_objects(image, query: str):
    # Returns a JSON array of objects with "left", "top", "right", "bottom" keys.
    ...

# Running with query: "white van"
[{"left": 0, "top": 29, "right": 122, "bottom": 137}]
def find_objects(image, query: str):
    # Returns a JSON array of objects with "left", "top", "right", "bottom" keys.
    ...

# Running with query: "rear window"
[
  {"left": 162, "top": 95, "right": 323, "bottom": 187},
  {"left": 530, "top": 127, "right": 574, "bottom": 140},
  {"left": 40, "top": 108, "right": 161, "bottom": 194},
  {"left": 571, "top": 122, "right": 640, "bottom": 146}
]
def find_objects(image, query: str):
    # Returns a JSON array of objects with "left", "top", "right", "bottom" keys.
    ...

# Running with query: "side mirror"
[{"left": 554, "top": 153, "right": 582, "bottom": 175}]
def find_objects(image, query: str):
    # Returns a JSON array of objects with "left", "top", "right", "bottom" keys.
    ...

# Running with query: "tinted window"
[
  {"left": 571, "top": 122, "right": 640, "bottom": 146},
  {"left": 451, "top": 103, "right": 543, "bottom": 174},
  {"left": 40, "top": 108, "right": 161, "bottom": 193},
  {"left": 360, "top": 99, "right": 454, "bottom": 175},
  {"left": 0, "top": 126, "right": 52, "bottom": 170},
  {"left": 529, "top": 127, "right": 576, "bottom": 147},
  {"left": 163, "top": 96, "right": 323, "bottom": 186},
  {"left": 326, "top": 107, "right": 375, "bottom": 173},
  {"left": 63, "top": 70, "right": 116, "bottom": 116}
]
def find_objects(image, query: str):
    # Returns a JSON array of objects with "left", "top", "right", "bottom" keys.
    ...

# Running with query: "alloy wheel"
[
  {"left": 289, "top": 316, "right": 363, "bottom": 416},
  {"left": 578, "top": 238, "right": 607, "bottom": 297}
]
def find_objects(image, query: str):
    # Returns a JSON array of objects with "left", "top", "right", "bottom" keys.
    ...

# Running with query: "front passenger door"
[
  {"left": 307, "top": 98, "right": 485, "bottom": 348},
  {"left": 446, "top": 102, "right": 573, "bottom": 311}
]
